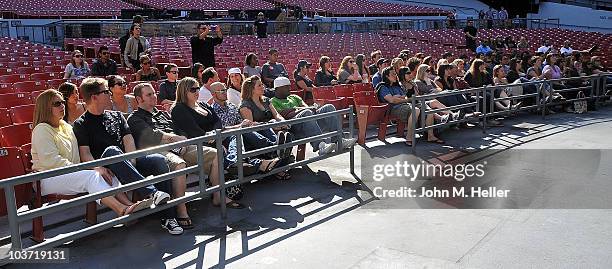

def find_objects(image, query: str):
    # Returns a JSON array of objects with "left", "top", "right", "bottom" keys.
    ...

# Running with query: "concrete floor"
[{"left": 4, "top": 106, "right": 612, "bottom": 269}]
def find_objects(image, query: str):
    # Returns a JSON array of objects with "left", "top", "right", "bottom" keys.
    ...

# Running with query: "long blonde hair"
[
  {"left": 414, "top": 64, "right": 430, "bottom": 82},
  {"left": 241, "top": 75, "right": 261, "bottom": 101},
  {"left": 34, "top": 89, "right": 63, "bottom": 127}
]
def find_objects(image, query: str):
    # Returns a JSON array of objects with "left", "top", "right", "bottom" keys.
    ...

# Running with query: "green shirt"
[{"left": 270, "top": 95, "right": 304, "bottom": 112}]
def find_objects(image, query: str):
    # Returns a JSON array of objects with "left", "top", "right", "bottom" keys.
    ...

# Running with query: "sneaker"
[
  {"left": 439, "top": 114, "right": 449, "bottom": 123},
  {"left": 152, "top": 191, "right": 170, "bottom": 206},
  {"left": 317, "top": 142, "right": 336, "bottom": 156},
  {"left": 341, "top": 138, "right": 357, "bottom": 149},
  {"left": 161, "top": 219, "right": 184, "bottom": 235},
  {"left": 276, "top": 131, "right": 286, "bottom": 158}
]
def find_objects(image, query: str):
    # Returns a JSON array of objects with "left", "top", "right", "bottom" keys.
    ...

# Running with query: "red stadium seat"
[
  {"left": 0, "top": 74, "right": 28, "bottom": 84},
  {"left": 0, "top": 83, "right": 13, "bottom": 94},
  {"left": 9, "top": 104, "right": 35, "bottom": 124},
  {"left": 312, "top": 87, "right": 346, "bottom": 109},
  {"left": 44, "top": 65, "right": 65, "bottom": 73},
  {"left": 0, "top": 93, "right": 33, "bottom": 108},
  {"left": 47, "top": 79, "right": 66, "bottom": 89},
  {"left": 13, "top": 81, "right": 47, "bottom": 93},
  {"left": 353, "top": 91, "right": 404, "bottom": 145},
  {"left": 31, "top": 90, "right": 45, "bottom": 100},
  {"left": 334, "top": 84, "right": 355, "bottom": 107},
  {"left": 0, "top": 108, "right": 12, "bottom": 127},
  {"left": 30, "top": 72, "right": 59, "bottom": 81},
  {"left": 0, "top": 122, "right": 33, "bottom": 147},
  {"left": 0, "top": 147, "right": 31, "bottom": 216}
]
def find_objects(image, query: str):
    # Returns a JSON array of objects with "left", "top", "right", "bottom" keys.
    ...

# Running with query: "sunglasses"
[
  {"left": 94, "top": 89, "right": 112, "bottom": 96},
  {"left": 74, "top": 55, "right": 82, "bottom": 58},
  {"left": 189, "top": 87, "right": 199, "bottom": 93},
  {"left": 141, "top": 62, "right": 150, "bottom": 65},
  {"left": 349, "top": 60, "right": 355, "bottom": 63},
  {"left": 168, "top": 71, "right": 178, "bottom": 74},
  {"left": 101, "top": 52, "right": 109, "bottom": 55},
  {"left": 51, "top": 101, "right": 64, "bottom": 107},
  {"left": 215, "top": 89, "right": 227, "bottom": 93},
  {"left": 115, "top": 81, "right": 125, "bottom": 86}
]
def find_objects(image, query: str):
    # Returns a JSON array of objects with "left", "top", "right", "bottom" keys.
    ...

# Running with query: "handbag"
[{"left": 573, "top": 91, "right": 587, "bottom": 114}]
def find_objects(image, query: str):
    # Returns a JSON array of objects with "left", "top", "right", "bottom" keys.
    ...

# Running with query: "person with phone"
[{"left": 190, "top": 23, "right": 223, "bottom": 69}]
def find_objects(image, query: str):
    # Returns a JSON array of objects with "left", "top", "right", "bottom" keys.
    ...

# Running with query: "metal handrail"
[
  {"left": 408, "top": 73, "right": 611, "bottom": 150},
  {"left": 1, "top": 107, "right": 355, "bottom": 250}
]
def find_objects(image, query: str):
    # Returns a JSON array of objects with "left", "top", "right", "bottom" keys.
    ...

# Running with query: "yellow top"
[{"left": 31, "top": 121, "right": 80, "bottom": 171}]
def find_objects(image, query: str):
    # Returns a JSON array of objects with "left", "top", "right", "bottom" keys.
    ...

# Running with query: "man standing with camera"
[{"left": 191, "top": 23, "right": 223, "bottom": 68}]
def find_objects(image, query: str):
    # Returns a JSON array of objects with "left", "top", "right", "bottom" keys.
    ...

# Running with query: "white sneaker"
[
  {"left": 317, "top": 142, "right": 336, "bottom": 156},
  {"left": 341, "top": 138, "right": 357, "bottom": 149},
  {"left": 152, "top": 191, "right": 171, "bottom": 206},
  {"left": 162, "top": 219, "right": 183, "bottom": 235}
]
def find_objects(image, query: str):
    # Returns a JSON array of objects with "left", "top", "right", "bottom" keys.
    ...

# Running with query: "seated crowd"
[{"left": 30, "top": 25, "right": 609, "bottom": 237}]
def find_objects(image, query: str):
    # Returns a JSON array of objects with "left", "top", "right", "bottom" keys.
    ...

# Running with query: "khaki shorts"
[
  {"left": 389, "top": 103, "right": 413, "bottom": 122},
  {"left": 162, "top": 145, "right": 217, "bottom": 175}
]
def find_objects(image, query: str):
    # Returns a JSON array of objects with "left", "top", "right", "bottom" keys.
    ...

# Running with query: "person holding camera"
[{"left": 190, "top": 23, "right": 223, "bottom": 69}]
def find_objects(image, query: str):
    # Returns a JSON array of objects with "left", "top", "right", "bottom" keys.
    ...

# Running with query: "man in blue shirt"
[
  {"left": 371, "top": 58, "right": 390, "bottom": 89},
  {"left": 476, "top": 40, "right": 493, "bottom": 54}
]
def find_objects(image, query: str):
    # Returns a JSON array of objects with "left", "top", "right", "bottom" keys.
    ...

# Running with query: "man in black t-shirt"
[
  {"left": 73, "top": 77, "right": 183, "bottom": 235},
  {"left": 190, "top": 23, "right": 223, "bottom": 68},
  {"left": 464, "top": 20, "right": 478, "bottom": 52},
  {"left": 254, "top": 12, "right": 268, "bottom": 38}
]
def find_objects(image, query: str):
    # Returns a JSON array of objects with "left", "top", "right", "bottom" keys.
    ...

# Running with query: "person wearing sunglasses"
[
  {"left": 171, "top": 77, "right": 251, "bottom": 209},
  {"left": 31, "top": 90, "right": 154, "bottom": 218},
  {"left": 91, "top": 45, "right": 118, "bottom": 77},
  {"left": 135, "top": 55, "right": 161, "bottom": 82},
  {"left": 73, "top": 77, "right": 180, "bottom": 235},
  {"left": 128, "top": 83, "right": 222, "bottom": 229},
  {"left": 64, "top": 50, "right": 90, "bottom": 79},
  {"left": 190, "top": 23, "right": 223, "bottom": 69},
  {"left": 124, "top": 24, "right": 150, "bottom": 70},
  {"left": 158, "top": 63, "right": 179, "bottom": 108},
  {"left": 336, "top": 56, "right": 362, "bottom": 84},
  {"left": 107, "top": 75, "right": 137, "bottom": 115}
]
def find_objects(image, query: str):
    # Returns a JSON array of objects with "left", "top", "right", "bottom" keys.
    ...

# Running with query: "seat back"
[
  {"left": 0, "top": 122, "right": 33, "bottom": 147},
  {"left": 334, "top": 84, "right": 354, "bottom": 98},
  {"left": 0, "top": 147, "right": 30, "bottom": 216},
  {"left": 0, "top": 108, "right": 12, "bottom": 127},
  {"left": 13, "top": 81, "right": 47, "bottom": 93},
  {"left": 0, "top": 93, "right": 33, "bottom": 108},
  {"left": 353, "top": 83, "right": 374, "bottom": 93},
  {"left": 9, "top": 104, "right": 35, "bottom": 124},
  {"left": 312, "top": 86, "right": 337, "bottom": 100},
  {"left": 354, "top": 90, "right": 381, "bottom": 106}
]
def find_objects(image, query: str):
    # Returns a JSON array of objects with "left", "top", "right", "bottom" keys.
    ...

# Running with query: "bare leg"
[
  {"left": 426, "top": 114, "right": 441, "bottom": 141},
  {"left": 100, "top": 197, "right": 128, "bottom": 216},
  {"left": 406, "top": 107, "right": 419, "bottom": 143},
  {"left": 115, "top": 192, "right": 133, "bottom": 206},
  {"left": 172, "top": 163, "right": 189, "bottom": 218},
  {"left": 209, "top": 155, "right": 233, "bottom": 205}
]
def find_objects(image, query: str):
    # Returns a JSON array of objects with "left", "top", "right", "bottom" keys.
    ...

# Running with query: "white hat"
[
  {"left": 228, "top": 67, "right": 241, "bottom": 75},
  {"left": 273, "top": 77, "right": 291, "bottom": 88}
]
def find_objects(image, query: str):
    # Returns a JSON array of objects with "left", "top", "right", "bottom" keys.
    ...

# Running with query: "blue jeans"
[
  {"left": 242, "top": 128, "right": 277, "bottom": 152},
  {"left": 222, "top": 135, "right": 262, "bottom": 170},
  {"left": 290, "top": 104, "right": 340, "bottom": 151},
  {"left": 101, "top": 146, "right": 174, "bottom": 219}
]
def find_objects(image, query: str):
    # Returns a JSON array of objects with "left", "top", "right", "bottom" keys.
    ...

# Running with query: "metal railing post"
[
  {"left": 335, "top": 112, "right": 343, "bottom": 152},
  {"left": 214, "top": 129, "right": 227, "bottom": 219},
  {"left": 196, "top": 141, "right": 206, "bottom": 194},
  {"left": 236, "top": 133, "right": 244, "bottom": 184},
  {"left": 4, "top": 187, "right": 22, "bottom": 249},
  {"left": 482, "top": 87, "right": 487, "bottom": 132},
  {"left": 411, "top": 97, "right": 417, "bottom": 152},
  {"left": 348, "top": 105, "right": 355, "bottom": 175}
]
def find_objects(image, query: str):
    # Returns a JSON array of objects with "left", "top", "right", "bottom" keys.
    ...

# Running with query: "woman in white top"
[
  {"left": 31, "top": 90, "right": 152, "bottom": 216},
  {"left": 63, "top": 50, "right": 90, "bottom": 79},
  {"left": 225, "top": 67, "right": 244, "bottom": 106}
]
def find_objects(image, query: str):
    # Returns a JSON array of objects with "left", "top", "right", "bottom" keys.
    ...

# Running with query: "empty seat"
[
  {"left": 0, "top": 147, "right": 31, "bottom": 216},
  {"left": 0, "top": 93, "right": 33, "bottom": 108},
  {"left": 13, "top": 81, "right": 47, "bottom": 93},
  {"left": 0, "top": 108, "right": 12, "bottom": 127},
  {"left": 9, "top": 104, "right": 36, "bottom": 124},
  {"left": 0, "top": 122, "right": 34, "bottom": 148},
  {"left": 353, "top": 91, "right": 404, "bottom": 145}
]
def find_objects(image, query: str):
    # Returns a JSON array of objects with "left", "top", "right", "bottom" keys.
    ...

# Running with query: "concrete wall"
[{"left": 530, "top": 2, "right": 612, "bottom": 33}]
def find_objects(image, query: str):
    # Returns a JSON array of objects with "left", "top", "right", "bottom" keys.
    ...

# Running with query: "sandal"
[
  {"left": 213, "top": 200, "right": 245, "bottom": 209},
  {"left": 274, "top": 171, "right": 292, "bottom": 180},
  {"left": 405, "top": 141, "right": 413, "bottom": 147},
  {"left": 122, "top": 199, "right": 152, "bottom": 216},
  {"left": 260, "top": 157, "right": 281, "bottom": 173},
  {"left": 176, "top": 217, "right": 194, "bottom": 229}
]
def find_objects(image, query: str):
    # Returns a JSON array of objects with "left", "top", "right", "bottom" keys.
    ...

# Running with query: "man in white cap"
[
  {"left": 226, "top": 67, "right": 243, "bottom": 106},
  {"left": 270, "top": 77, "right": 356, "bottom": 156}
]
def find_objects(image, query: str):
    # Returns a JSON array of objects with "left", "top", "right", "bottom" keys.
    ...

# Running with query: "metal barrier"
[
  {"left": 409, "top": 73, "right": 611, "bottom": 150},
  {"left": 0, "top": 107, "right": 354, "bottom": 250}
]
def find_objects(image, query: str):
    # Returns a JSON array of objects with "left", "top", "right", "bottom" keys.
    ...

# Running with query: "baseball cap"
[
  {"left": 228, "top": 67, "right": 241, "bottom": 75},
  {"left": 297, "top": 60, "right": 312, "bottom": 69},
  {"left": 376, "top": 58, "right": 390, "bottom": 66},
  {"left": 273, "top": 77, "right": 291, "bottom": 88}
]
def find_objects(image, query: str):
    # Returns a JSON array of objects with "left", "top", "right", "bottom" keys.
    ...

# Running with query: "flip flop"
[
  {"left": 274, "top": 171, "right": 292, "bottom": 180},
  {"left": 261, "top": 157, "right": 281, "bottom": 173},
  {"left": 122, "top": 199, "right": 152, "bottom": 216},
  {"left": 176, "top": 217, "right": 194, "bottom": 229}
]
